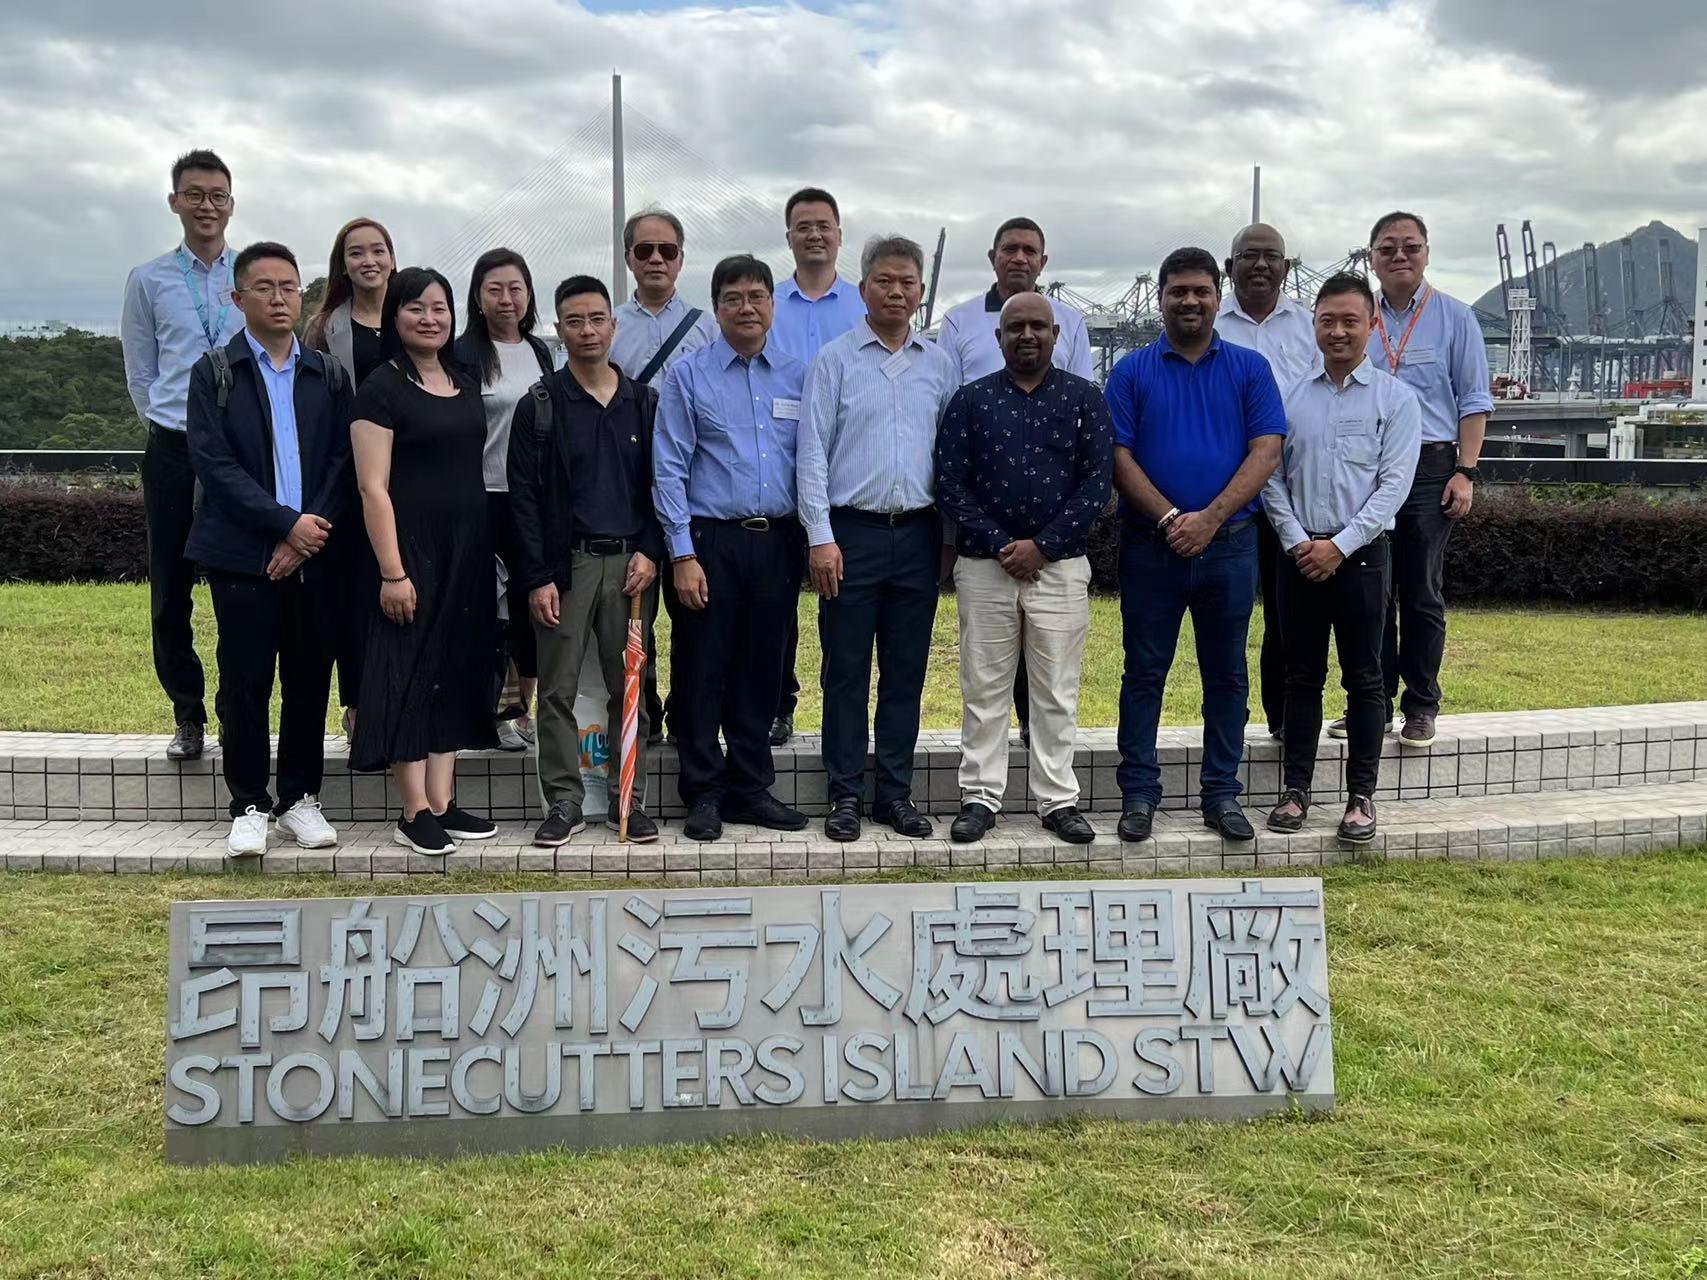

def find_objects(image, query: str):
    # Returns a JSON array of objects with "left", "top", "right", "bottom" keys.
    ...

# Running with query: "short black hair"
[
  {"left": 233, "top": 241, "right": 297, "bottom": 286},
  {"left": 172, "top": 149, "right": 231, "bottom": 190},
  {"left": 1314, "top": 272, "right": 1375, "bottom": 311},
  {"left": 992, "top": 216, "right": 1045, "bottom": 253},
  {"left": 710, "top": 254, "right": 774, "bottom": 303},
  {"left": 1369, "top": 210, "right": 1427, "bottom": 246},
  {"left": 624, "top": 207, "right": 685, "bottom": 252},
  {"left": 554, "top": 275, "right": 611, "bottom": 312},
  {"left": 785, "top": 187, "right": 840, "bottom": 226},
  {"left": 1157, "top": 247, "right": 1222, "bottom": 294}
]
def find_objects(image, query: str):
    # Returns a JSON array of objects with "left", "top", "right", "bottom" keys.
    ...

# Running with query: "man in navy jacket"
[{"left": 186, "top": 241, "right": 353, "bottom": 857}]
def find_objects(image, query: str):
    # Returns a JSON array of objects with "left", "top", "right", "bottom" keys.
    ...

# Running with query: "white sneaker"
[
  {"left": 494, "top": 719, "right": 529, "bottom": 752},
  {"left": 227, "top": 806, "right": 269, "bottom": 857},
  {"left": 276, "top": 796, "right": 338, "bottom": 848}
]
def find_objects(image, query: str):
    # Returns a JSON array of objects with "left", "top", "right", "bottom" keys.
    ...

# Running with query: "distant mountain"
[{"left": 1470, "top": 221, "right": 1697, "bottom": 333}]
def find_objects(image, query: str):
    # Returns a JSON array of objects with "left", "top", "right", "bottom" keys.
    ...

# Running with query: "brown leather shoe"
[{"left": 1399, "top": 712, "right": 1437, "bottom": 748}]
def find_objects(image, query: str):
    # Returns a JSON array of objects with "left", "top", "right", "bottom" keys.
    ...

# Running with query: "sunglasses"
[{"left": 632, "top": 242, "right": 680, "bottom": 263}]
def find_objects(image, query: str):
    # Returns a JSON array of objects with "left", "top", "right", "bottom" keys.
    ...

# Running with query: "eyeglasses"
[
  {"left": 559, "top": 315, "right": 611, "bottom": 332},
  {"left": 632, "top": 242, "right": 680, "bottom": 263},
  {"left": 239, "top": 282, "right": 301, "bottom": 300},
  {"left": 1374, "top": 241, "right": 1427, "bottom": 260},
  {"left": 175, "top": 189, "right": 231, "bottom": 208},
  {"left": 1235, "top": 250, "right": 1287, "bottom": 265}
]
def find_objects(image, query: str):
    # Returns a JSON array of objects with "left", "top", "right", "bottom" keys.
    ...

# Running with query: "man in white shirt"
[{"left": 1215, "top": 222, "right": 1318, "bottom": 741}]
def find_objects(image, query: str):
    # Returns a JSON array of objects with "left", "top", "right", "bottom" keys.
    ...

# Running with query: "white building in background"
[{"left": 1696, "top": 226, "right": 1707, "bottom": 402}]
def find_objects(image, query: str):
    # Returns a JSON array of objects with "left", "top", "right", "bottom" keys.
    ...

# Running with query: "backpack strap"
[
  {"left": 319, "top": 349, "right": 347, "bottom": 396},
  {"left": 209, "top": 345, "right": 233, "bottom": 410},
  {"left": 529, "top": 379, "right": 553, "bottom": 441}
]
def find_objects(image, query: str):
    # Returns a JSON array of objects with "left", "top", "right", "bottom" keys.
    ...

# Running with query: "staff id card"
[{"left": 772, "top": 397, "right": 801, "bottom": 420}]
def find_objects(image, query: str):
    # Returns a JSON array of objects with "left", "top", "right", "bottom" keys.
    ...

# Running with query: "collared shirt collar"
[
  {"left": 1002, "top": 365, "right": 1059, "bottom": 396},
  {"left": 176, "top": 241, "right": 236, "bottom": 271},
  {"left": 983, "top": 282, "right": 1042, "bottom": 313},
  {"left": 1223, "top": 291, "right": 1306, "bottom": 326},
  {"left": 626, "top": 289, "right": 683, "bottom": 319},
  {"left": 242, "top": 328, "right": 299, "bottom": 372},
  {"left": 1312, "top": 356, "right": 1375, "bottom": 388},
  {"left": 1156, "top": 330, "right": 1224, "bottom": 361},
  {"left": 855, "top": 316, "right": 925, "bottom": 352},
  {"left": 1378, "top": 281, "right": 1428, "bottom": 316},
  {"left": 561, "top": 360, "right": 634, "bottom": 404},
  {"left": 711, "top": 334, "right": 773, "bottom": 369},
  {"left": 781, "top": 273, "right": 853, "bottom": 302}
]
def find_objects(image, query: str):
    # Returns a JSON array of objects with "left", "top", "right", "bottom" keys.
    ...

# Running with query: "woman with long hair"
[
  {"left": 305, "top": 218, "right": 396, "bottom": 735},
  {"left": 452, "top": 247, "right": 555, "bottom": 752},
  {"left": 305, "top": 217, "right": 395, "bottom": 385},
  {"left": 349, "top": 266, "right": 499, "bottom": 854}
]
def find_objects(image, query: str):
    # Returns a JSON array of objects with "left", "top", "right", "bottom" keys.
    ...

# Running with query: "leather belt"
[
  {"left": 572, "top": 536, "right": 641, "bottom": 556},
  {"left": 830, "top": 506, "right": 936, "bottom": 527}
]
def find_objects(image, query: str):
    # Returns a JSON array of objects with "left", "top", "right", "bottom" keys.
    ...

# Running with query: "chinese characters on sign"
[{"left": 164, "top": 879, "right": 1334, "bottom": 1163}]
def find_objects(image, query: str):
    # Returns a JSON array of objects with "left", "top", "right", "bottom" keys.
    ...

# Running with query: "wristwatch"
[{"left": 1453, "top": 465, "right": 1481, "bottom": 482}]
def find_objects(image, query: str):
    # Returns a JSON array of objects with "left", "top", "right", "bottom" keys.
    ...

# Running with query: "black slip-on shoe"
[
  {"left": 1042, "top": 806, "right": 1096, "bottom": 844},
  {"left": 1117, "top": 802, "right": 1155, "bottom": 842},
  {"left": 436, "top": 803, "right": 496, "bottom": 841},
  {"left": 874, "top": 799, "right": 933, "bottom": 838},
  {"left": 395, "top": 810, "right": 455, "bottom": 855},
  {"left": 824, "top": 798, "right": 862, "bottom": 842},
  {"left": 950, "top": 803, "right": 997, "bottom": 843},
  {"left": 1202, "top": 805, "right": 1256, "bottom": 841},
  {"left": 722, "top": 792, "right": 809, "bottom": 831}
]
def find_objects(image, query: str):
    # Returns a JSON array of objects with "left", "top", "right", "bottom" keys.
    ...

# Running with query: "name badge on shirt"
[
  {"left": 772, "top": 397, "right": 802, "bottom": 421},
  {"left": 879, "top": 350, "right": 909, "bottom": 381}
]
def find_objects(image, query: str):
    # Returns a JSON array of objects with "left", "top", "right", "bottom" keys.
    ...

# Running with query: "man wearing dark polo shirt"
[{"left": 1105, "top": 247, "right": 1286, "bottom": 843}]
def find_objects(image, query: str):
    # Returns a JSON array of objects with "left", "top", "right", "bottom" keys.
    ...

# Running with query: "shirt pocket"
[{"left": 1334, "top": 430, "right": 1380, "bottom": 469}]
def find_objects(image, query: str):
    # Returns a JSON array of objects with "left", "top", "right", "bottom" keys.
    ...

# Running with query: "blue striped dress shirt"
[
  {"left": 796, "top": 319, "right": 958, "bottom": 548},
  {"left": 652, "top": 335, "right": 806, "bottom": 560},
  {"left": 120, "top": 243, "right": 243, "bottom": 432}
]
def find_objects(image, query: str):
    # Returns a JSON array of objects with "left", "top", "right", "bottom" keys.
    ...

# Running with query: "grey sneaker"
[
  {"left": 534, "top": 800, "right": 586, "bottom": 847},
  {"left": 1327, "top": 715, "right": 1401, "bottom": 739},
  {"left": 1399, "top": 712, "right": 1437, "bottom": 748}
]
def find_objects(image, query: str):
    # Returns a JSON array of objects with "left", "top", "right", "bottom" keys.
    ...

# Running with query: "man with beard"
[
  {"left": 1216, "top": 222, "right": 1319, "bottom": 741},
  {"left": 935, "top": 292, "right": 1112, "bottom": 844},
  {"left": 1105, "top": 247, "right": 1286, "bottom": 844}
]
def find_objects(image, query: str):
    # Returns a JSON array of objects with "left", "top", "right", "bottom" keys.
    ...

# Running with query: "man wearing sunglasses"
[
  {"left": 121, "top": 149, "right": 245, "bottom": 762},
  {"left": 1216, "top": 222, "right": 1319, "bottom": 743},
  {"left": 610, "top": 207, "right": 716, "bottom": 744},
  {"left": 1339, "top": 211, "right": 1491, "bottom": 750}
]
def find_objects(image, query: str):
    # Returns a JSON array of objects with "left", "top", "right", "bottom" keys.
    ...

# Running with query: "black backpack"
[{"left": 208, "top": 344, "right": 346, "bottom": 409}]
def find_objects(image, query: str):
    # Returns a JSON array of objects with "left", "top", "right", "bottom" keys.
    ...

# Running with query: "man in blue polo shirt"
[{"left": 1105, "top": 247, "right": 1286, "bottom": 843}]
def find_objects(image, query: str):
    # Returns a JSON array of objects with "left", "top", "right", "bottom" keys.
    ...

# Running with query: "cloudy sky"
[{"left": 3, "top": 0, "right": 1704, "bottom": 327}]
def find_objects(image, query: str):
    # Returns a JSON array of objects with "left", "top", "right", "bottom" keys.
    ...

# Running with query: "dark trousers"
[
  {"left": 1279, "top": 536, "right": 1391, "bottom": 800},
  {"left": 487, "top": 492, "right": 538, "bottom": 690},
  {"left": 1116, "top": 521, "right": 1257, "bottom": 808},
  {"left": 1383, "top": 442, "right": 1456, "bottom": 719},
  {"left": 329, "top": 527, "right": 370, "bottom": 711},
  {"left": 819, "top": 510, "right": 940, "bottom": 807},
  {"left": 207, "top": 569, "right": 338, "bottom": 818},
  {"left": 142, "top": 425, "right": 204, "bottom": 726},
  {"left": 670, "top": 518, "right": 803, "bottom": 808},
  {"left": 1255, "top": 515, "right": 1286, "bottom": 733}
]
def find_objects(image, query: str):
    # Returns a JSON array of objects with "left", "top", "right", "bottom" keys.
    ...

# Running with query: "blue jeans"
[{"left": 1116, "top": 521, "right": 1257, "bottom": 809}]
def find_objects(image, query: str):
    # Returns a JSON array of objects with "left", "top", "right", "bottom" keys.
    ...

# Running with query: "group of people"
[{"left": 120, "top": 148, "right": 1489, "bottom": 859}]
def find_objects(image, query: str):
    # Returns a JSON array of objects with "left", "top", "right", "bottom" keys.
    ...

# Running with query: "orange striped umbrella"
[{"left": 618, "top": 594, "right": 647, "bottom": 842}]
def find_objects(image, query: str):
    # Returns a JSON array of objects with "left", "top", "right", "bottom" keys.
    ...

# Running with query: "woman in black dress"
[{"left": 350, "top": 266, "right": 500, "bottom": 854}]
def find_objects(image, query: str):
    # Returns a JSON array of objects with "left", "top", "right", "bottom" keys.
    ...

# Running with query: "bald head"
[
  {"left": 1227, "top": 222, "right": 1290, "bottom": 317},
  {"left": 997, "top": 292, "right": 1058, "bottom": 380}
]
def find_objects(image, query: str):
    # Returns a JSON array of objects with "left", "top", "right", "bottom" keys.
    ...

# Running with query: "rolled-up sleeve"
[{"left": 1449, "top": 304, "right": 1494, "bottom": 420}]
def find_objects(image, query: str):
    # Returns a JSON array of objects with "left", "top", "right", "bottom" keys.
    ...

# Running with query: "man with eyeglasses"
[
  {"left": 1216, "top": 223, "right": 1319, "bottom": 742},
  {"left": 509, "top": 276, "right": 664, "bottom": 848},
  {"left": 765, "top": 186, "right": 868, "bottom": 748},
  {"left": 1334, "top": 211, "right": 1491, "bottom": 749},
  {"left": 610, "top": 208, "right": 716, "bottom": 745},
  {"left": 798, "top": 235, "right": 958, "bottom": 844},
  {"left": 121, "top": 148, "right": 245, "bottom": 761},
  {"left": 653, "top": 255, "right": 811, "bottom": 842},
  {"left": 184, "top": 241, "right": 352, "bottom": 858}
]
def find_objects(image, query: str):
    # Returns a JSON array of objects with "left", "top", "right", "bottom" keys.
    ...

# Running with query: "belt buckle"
[{"left": 740, "top": 517, "right": 770, "bottom": 532}]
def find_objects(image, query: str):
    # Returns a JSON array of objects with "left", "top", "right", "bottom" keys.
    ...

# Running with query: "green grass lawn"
[
  {"left": 1, "top": 855, "right": 1704, "bottom": 1277},
  {"left": 2, "top": 583, "right": 1704, "bottom": 735}
]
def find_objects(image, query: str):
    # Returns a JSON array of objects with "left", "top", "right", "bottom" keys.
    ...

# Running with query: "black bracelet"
[{"left": 381, "top": 572, "right": 409, "bottom": 584}]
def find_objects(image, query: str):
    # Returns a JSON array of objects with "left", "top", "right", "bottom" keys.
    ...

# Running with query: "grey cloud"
[{"left": 1426, "top": 0, "right": 1707, "bottom": 95}]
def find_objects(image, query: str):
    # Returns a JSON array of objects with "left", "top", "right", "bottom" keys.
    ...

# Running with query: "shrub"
[{"left": 0, "top": 481, "right": 149, "bottom": 583}]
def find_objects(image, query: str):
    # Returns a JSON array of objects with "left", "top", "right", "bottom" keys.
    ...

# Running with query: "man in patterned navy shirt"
[{"left": 935, "top": 293, "right": 1112, "bottom": 844}]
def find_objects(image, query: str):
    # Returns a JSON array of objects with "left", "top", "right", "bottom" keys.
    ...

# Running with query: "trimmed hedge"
[{"left": 3, "top": 480, "right": 1704, "bottom": 609}]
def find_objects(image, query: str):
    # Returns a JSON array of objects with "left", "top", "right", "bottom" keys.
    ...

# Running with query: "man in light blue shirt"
[
  {"left": 119, "top": 149, "right": 244, "bottom": 759},
  {"left": 653, "top": 255, "right": 809, "bottom": 843},
  {"left": 1262, "top": 273, "right": 1420, "bottom": 845},
  {"left": 244, "top": 330, "right": 303, "bottom": 511},
  {"left": 1216, "top": 221, "right": 1320, "bottom": 741},
  {"left": 610, "top": 208, "right": 717, "bottom": 385},
  {"left": 1351, "top": 210, "right": 1493, "bottom": 749},
  {"left": 766, "top": 186, "right": 869, "bottom": 745},
  {"left": 798, "top": 235, "right": 958, "bottom": 843}
]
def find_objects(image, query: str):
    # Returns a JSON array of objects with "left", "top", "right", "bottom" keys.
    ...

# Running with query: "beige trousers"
[{"left": 954, "top": 554, "right": 1092, "bottom": 815}]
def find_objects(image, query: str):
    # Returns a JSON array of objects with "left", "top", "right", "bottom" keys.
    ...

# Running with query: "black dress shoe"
[
  {"left": 722, "top": 792, "right": 810, "bottom": 831},
  {"left": 1203, "top": 804, "right": 1256, "bottom": 841},
  {"left": 1266, "top": 788, "right": 1310, "bottom": 833},
  {"left": 167, "top": 722, "right": 204, "bottom": 761},
  {"left": 1338, "top": 795, "right": 1377, "bottom": 844},
  {"left": 769, "top": 715, "right": 794, "bottom": 747},
  {"left": 1042, "top": 806, "right": 1096, "bottom": 844},
  {"left": 874, "top": 799, "right": 933, "bottom": 838},
  {"left": 683, "top": 801, "right": 723, "bottom": 841},
  {"left": 950, "top": 803, "right": 997, "bottom": 843},
  {"left": 824, "top": 798, "right": 862, "bottom": 842},
  {"left": 1117, "top": 801, "right": 1155, "bottom": 842}
]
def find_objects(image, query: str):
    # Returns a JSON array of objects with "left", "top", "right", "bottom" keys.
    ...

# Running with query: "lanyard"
[
  {"left": 175, "top": 247, "right": 232, "bottom": 353},
  {"left": 1375, "top": 284, "right": 1432, "bottom": 373}
]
